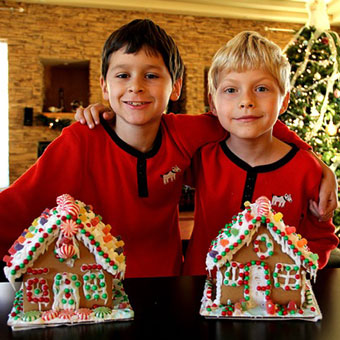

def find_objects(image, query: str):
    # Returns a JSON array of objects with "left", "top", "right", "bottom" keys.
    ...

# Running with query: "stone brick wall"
[{"left": 0, "top": 1, "right": 337, "bottom": 183}]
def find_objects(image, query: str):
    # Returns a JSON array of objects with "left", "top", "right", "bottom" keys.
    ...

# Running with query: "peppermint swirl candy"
[
  {"left": 59, "top": 309, "right": 75, "bottom": 320},
  {"left": 21, "top": 311, "right": 41, "bottom": 322},
  {"left": 255, "top": 196, "right": 271, "bottom": 217},
  {"left": 56, "top": 194, "right": 80, "bottom": 216},
  {"left": 93, "top": 306, "right": 112, "bottom": 319},
  {"left": 58, "top": 244, "right": 76, "bottom": 259},
  {"left": 76, "top": 308, "right": 92, "bottom": 320},
  {"left": 42, "top": 310, "right": 60, "bottom": 321},
  {"left": 60, "top": 219, "right": 79, "bottom": 237}
]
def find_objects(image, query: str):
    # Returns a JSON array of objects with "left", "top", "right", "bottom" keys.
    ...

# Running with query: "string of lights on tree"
[{"left": 281, "top": 25, "right": 340, "bottom": 226}]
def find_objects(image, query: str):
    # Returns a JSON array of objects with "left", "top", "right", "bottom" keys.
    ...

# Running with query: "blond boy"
[{"left": 183, "top": 31, "right": 338, "bottom": 275}]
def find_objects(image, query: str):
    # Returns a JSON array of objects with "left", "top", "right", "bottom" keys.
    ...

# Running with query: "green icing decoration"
[
  {"left": 231, "top": 228, "right": 239, "bottom": 236},
  {"left": 310, "top": 253, "right": 319, "bottom": 261}
]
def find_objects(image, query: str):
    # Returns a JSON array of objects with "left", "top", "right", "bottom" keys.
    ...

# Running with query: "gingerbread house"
[
  {"left": 3, "top": 194, "right": 134, "bottom": 330},
  {"left": 200, "top": 196, "right": 321, "bottom": 321}
]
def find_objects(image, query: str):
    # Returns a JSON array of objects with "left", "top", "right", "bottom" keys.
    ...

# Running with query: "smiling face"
[
  {"left": 101, "top": 46, "right": 181, "bottom": 131},
  {"left": 211, "top": 68, "right": 289, "bottom": 141}
]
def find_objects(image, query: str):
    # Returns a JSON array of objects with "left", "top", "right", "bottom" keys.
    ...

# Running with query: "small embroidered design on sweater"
[
  {"left": 271, "top": 193, "right": 293, "bottom": 208},
  {"left": 161, "top": 165, "right": 181, "bottom": 184}
]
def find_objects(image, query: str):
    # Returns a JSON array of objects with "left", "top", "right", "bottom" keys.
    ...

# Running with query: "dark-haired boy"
[{"left": 0, "top": 19, "right": 225, "bottom": 278}]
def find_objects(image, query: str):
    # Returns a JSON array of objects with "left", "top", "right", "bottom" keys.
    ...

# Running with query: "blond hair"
[{"left": 208, "top": 31, "right": 290, "bottom": 99}]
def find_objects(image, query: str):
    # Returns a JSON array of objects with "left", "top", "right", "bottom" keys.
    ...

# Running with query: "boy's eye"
[
  {"left": 145, "top": 73, "right": 159, "bottom": 79},
  {"left": 116, "top": 73, "right": 129, "bottom": 79},
  {"left": 224, "top": 87, "right": 236, "bottom": 94},
  {"left": 256, "top": 86, "right": 268, "bottom": 92}
]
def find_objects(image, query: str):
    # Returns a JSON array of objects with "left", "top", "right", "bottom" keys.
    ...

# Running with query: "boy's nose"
[
  {"left": 239, "top": 93, "right": 255, "bottom": 108},
  {"left": 240, "top": 102, "right": 254, "bottom": 108},
  {"left": 128, "top": 79, "right": 144, "bottom": 93}
]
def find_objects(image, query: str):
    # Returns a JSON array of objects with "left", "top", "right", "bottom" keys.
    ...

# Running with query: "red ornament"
[{"left": 321, "top": 37, "right": 329, "bottom": 45}]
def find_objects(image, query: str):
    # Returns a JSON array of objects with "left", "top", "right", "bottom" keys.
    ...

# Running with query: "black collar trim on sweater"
[
  {"left": 220, "top": 139, "right": 299, "bottom": 173},
  {"left": 102, "top": 119, "right": 162, "bottom": 159},
  {"left": 102, "top": 119, "right": 162, "bottom": 197}
]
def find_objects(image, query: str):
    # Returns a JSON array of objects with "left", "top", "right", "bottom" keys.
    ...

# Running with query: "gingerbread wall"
[
  {"left": 22, "top": 241, "right": 113, "bottom": 312},
  {"left": 1, "top": 1, "right": 339, "bottom": 184},
  {"left": 219, "top": 226, "right": 302, "bottom": 306}
]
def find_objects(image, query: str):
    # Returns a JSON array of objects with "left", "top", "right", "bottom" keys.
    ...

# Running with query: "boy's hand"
[
  {"left": 75, "top": 103, "right": 114, "bottom": 129},
  {"left": 309, "top": 163, "right": 338, "bottom": 221}
]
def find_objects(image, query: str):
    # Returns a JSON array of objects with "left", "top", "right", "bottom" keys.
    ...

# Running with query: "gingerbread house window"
[
  {"left": 253, "top": 233, "right": 274, "bottom": 259},
  {"left": 52, "top": 272, "right": 82, "bottom": 310},
  {"left": 82, "top": 265, "right": 108, "bottom": 303},
  {"left": 223, "top": 261, "right": 244, "bottom": 286},
  {"left": 25, "top": 268, "right": 50, "bottom": 310},
  {"left": 273, "top": 263, "right": 301, "bottom": 291}
]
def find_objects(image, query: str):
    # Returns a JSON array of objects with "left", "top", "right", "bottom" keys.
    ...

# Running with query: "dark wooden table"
[{"left": 0, "top": 269, "right": 339, "bottom": 340}]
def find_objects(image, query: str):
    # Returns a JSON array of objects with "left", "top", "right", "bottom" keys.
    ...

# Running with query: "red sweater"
[
  {"left": 183, "top": 141, "right": 338, "bottom": 275},
  {"left": 0, "top": 114, "right": 310, "bottom": 277}
]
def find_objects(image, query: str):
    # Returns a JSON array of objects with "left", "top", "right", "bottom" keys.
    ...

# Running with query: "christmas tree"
[{"left": 281, "top": 0, "right": 340, "bottom": 228}]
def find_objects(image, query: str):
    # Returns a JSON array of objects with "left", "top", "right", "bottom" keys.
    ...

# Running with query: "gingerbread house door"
[{"left": 248, "top": 265, "right": 267, "bottom": 307}]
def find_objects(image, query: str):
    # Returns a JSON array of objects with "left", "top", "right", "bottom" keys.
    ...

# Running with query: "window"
[
  {"left": 82, "top": 265, "right": 108, "bottom": 303},
  {"left": 223, "top": 261, "right": 244, "bottom": 286},
  {"left": 0, "top": 41, "right": 9, "bottom": 189},
  {"left": 273, "top": 263, "right": 301, "bottom": 290}
]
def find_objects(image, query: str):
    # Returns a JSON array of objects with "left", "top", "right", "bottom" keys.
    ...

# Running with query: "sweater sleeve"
[
  {"left": 299, "top": 213, "right": 338, "bottom": 269},
  {"left": 0, "top": 124, "right": 85, "bottom": 258},
  {"left": 167, "top": 113, "right": 311, "bottom": 158},
  {"left": 273, "top": 120, "right": 311, "bottom": 150},
  {"left": 297, "top": 156, "right": 338, "bottom": 269},
  {"left": 164, "top": 113, "right": 227, "bottom": 157}
]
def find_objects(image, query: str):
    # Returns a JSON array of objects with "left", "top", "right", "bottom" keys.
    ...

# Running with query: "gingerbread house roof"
[
  {"left": 206, "top": 196, "right": 318, "bottom": 279},
  {"left": 3, "top": 194, "right": 126, "bottom": 286}
]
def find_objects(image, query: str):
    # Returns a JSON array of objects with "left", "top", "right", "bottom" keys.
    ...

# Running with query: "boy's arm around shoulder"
[
  {"left": 273, "top": 119, "right": 311, "bottom": 150},
  {"left": 297, "top": 151, "right": 339, "bottom": 269},
  {"left": 164, "top": 112, "right": 227, "bottom": 156},
  {"left": 302, "top": 210, "right": 338, "bottom": 269},
  {"left": 274, "top": 120, "right": 337, "bottom": 220},
  {"left": 0, "top": 123, "right": 86, "bottom": 258}
]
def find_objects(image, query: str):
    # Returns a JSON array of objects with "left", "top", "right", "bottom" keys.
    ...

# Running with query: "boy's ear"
[
  {"left": 208, "top": 94, "right": 217, "bottom": 116},
  {"left": 170, "top": 78, "right": 183, "bottom": 101},
  {"left": 279, "top": 92, "right": 290, "bottom": 115},
  {"left": 100, "top": 76, "right": 109, "bottom": 101}
]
